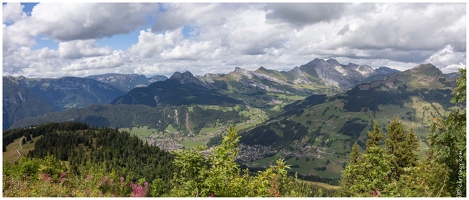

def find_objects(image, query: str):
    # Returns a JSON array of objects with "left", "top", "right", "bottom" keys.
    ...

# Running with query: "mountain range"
[
  {"left": 3, "top": 58, "right": 462, "bottom": 180},
  {"left": 111, "top": 58, "right": 400, "bottom": 109},
  {"left": 86, "top": 73, "right": 167, "bottom": 92},
  {"left": 4, "top": 59, "right": 457, "bottom": 131},
  {"left": 3, "top": 76, "right": 54, "bottom": 130}
]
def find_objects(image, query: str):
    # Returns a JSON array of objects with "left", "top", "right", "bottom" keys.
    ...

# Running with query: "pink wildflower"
[
  {"left": 130, "top": 182, "right": 148, "bottom": 197},
  {"left": 99, "top": 176, "right": 108, "bottom": 186},
  {"left": 39, "top": 173, "right": 51, "bottom": 182},
  {"left": 86, "top": 174, "right": 94, "bottom": 181},
  {"left": 60, "top": 178, "right": 66, "bottom": 184},
  {"left": 120, "top": 177, "right": 125, "bottom": 187},
  {"left": 132, "top": 185, "right": 144, "bottom": 197},
  {"left": 60, "top": 171, "right": 67, "bottom": 179}
]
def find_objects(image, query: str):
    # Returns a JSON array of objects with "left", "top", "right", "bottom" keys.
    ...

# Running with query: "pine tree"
[
  {"left": 349, "top": 141, "right": 359, "bottom": 165},
  {"left": 385, "top": 117, "right": 418, "bottom": 180},
  {"left": 404, "top": 128, "right": 419, "bottom": 167},
  {"left": 366, "top": 122, "right": 383, "bottom": 150},
  {"left": 385, "top": 117, "right": 406, "bottom": 156},
  {"left": 339, "top": 123, "right": 394, "bottom": 197},
  {"left": 429, "top": 69, "right": 466, "bottom": 197}
]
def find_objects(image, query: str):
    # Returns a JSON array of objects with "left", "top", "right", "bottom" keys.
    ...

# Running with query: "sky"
[{"left": 2, "top": 2, "right": 467, "bottom": 78}]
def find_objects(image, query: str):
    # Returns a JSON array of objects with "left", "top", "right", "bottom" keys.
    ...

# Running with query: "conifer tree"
[
  {"left": 366, "top": 122, "right": 382, "bottom": 151},
  {"left": 349, "top": 141, "right": 359, "bottom": 165},
  {"left": 404, "top": 128, "right": 419, "bottom": 167},
  {"left": 429, "top": 68, "right": 466, "bottom": 197},
  {"left": 339, "top": 123, "right": 394, "bottom": 197},
  {"left": 385, "top": 117, "right": 418, "bottom": 180}
]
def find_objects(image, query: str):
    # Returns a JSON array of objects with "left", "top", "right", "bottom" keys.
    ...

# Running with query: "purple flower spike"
[{"left": 133, "top": 185, "right": 144, "bottom": 197}]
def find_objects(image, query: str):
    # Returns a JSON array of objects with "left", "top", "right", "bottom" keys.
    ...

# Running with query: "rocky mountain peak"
[
  {"left": 412, "top": 64, "right": 443, "bottom": 75},
  {"left": 310, "top": 58, "right": 327, "bottom": 65},
  {"left": 375, "top": 67, "right": 400, "bottom": 75},
  {"left": 296, "top": 58, "right": 402, "bottom": 90},
  {"left": 325, "top": 58, "right": 340, "bottom": 66},
  {"left": 398, "top": 64, "right": 444, "bottom": 80},
  {"left": 233, "top": 67, "right": 254, "bottom": 79},
  {"left": 170, "top": 71, "right": 216, "bottom": 89},
  {"left": 170, "top": 71, "right": 198, "bottom": 84}
]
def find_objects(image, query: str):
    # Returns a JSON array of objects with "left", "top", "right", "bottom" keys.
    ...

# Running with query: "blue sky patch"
[
  {"left": 182, "top": 24, "right": 200, "bottom": 39},
  {"left": 97, "top": 30, "right": 141, "bottom": 51},
  {"left": 21, "top": 2, "right": 38, "bottom": 16},
  {"left": 32, "top": 34, "right": 58, "bottom": 50}
]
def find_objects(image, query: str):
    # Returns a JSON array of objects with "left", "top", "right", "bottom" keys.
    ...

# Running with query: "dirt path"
[{"left": 13, "top": 136, "right": 25, "bottom": 162}]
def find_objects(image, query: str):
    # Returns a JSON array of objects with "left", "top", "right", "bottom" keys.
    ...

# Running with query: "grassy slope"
[{"left": 3, "top": 135, "right": 42, "bottom": 163}]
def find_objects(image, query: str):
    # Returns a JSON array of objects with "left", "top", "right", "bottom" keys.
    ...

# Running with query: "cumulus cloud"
[
  {"left": 3, "top": 2, "right": 26, "bottom": 23},
  {"left": 3, "top": 47, "right": 65, "bottom": 77},
  {"left": 3, "top": 22, "right": 37, "bottom": 53},
  {"left": 425, "top": 45, "right": 466, "bottom": 73},
  {"left": 265, "top": 3, "right": 348, "bottom": 27},
  {"left": 127, "top": 28, "right": 184, "bottom": 58},
  {"left": 3, "top": 3, "right": 158, "bottom": 58},
  {"left": 2, "top": 3, "right": 466, "bottom": 78},
  {"left": 160, "top": 40, "right": 221, "bottom": 60},
  {"left": 337, "top": 24, "right": 349, "bottom": 35},
  {"left": 58, "top": 40, "right": 112, "bottom": 59},
  {"left": 151, "top": 3, "right": 228, "bottom": 32},
  {"left": 332, "top": 3, "right": 466, "bottom": 53},
  {"left": 285, "top": 3, "right": 465, "bottom": 67},
  {"left": 61, "top": 50, "right": 126, "bottom": 72},
  {"left": 225, "top": 8, "right": 288, "bottom": 55},
  {"left": 29, "top": 3, "right": 158, "bottom": 41}
]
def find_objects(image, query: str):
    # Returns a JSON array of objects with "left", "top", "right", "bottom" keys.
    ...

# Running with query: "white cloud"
[
  {"left": 29, "top": 3, "right": 158, "bottom": 41},
  {"left": 2, "top": 3, "right": 466, "bottom": 78},
  {"left": 332, "top": 3, "right": 465, "bottom": 53},
  {"left": 151, "top": 3, "right": 227, "bottom": 32},
  {"left": 58, "top": 40, "right": 112, "bottom": 59},
  {"left": 2, "top": 3, "right": 158, "bottom": 58},
  {"left": 225, "top": 8, "right": 288, "bottom": 55},
  {"left": 3, "top": 47, "right": 66, "bottom": 77},
  {"left": 283, "top": 3, "right": 466, "bottom": 66},
  {"left": 425, "top": 45, "right": 466, "bottom": 73},
  {"left": 3, "top": 22, "right": 37, "bottom": 53},
  {"left": 61, "top": 50, "right": 126, "bottom": 72},
  {"left": 265, "top": 3, "right": 348, "bottom": 27},
  {"left": 127, "top": 29, "right": 183, "bottom": 58},
  {"left": 160, "top": 40, "right": 221, "bottom": 60},
  {"left": 3, "top": 2, "right": 26, "bottom": 23}
]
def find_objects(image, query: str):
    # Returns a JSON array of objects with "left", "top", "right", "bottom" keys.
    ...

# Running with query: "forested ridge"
[{"left": 3, "top": 123, "right": 336, "bottom": 197}]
